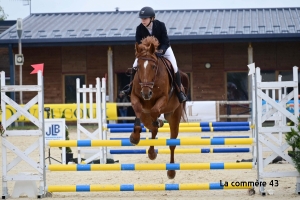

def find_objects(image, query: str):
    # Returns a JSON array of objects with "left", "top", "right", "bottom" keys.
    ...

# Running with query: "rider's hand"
[{"left": 155, "top": 49, "right": 164, "bottom": 57}]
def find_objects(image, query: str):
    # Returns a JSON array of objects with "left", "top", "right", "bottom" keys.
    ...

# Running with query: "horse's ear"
[
  {"left": 135, "top": 42, "right": 141, "bottom": 53},
  {"left": 149, "top": 43, "right": 155, "bottom": 55}
]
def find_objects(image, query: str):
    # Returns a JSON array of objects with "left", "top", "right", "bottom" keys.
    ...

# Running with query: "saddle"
[
  {"left": 158, "top": 57, "right": 175, "bottom": 86},
  {"left": 158, "top": 56, "right": 185, "bottom": 100},
  {"left": 158, "top": 56, "right": 185, "bottom": 92}
]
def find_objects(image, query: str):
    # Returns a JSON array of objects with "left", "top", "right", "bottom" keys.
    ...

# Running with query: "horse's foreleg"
[
  {"left": 150, "top": 96, "right": 167, "bottom": 121},
  {"left": 148, "top": 128, "right": 158, "bottom": 160},
  {"left": 129, "top": 117, "right": 142, "bottom": 145},
  {"left": 130, "top": 95, "right": 143, "bottom": 145}
]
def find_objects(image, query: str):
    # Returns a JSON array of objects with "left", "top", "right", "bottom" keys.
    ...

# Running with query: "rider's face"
[{"left": 141, "top": 18, "right": 151, "bottom": 26}]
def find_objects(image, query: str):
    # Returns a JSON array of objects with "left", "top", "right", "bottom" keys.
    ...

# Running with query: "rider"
[{"left": 121, "top": 6, "right": 187, "bottom": 103}]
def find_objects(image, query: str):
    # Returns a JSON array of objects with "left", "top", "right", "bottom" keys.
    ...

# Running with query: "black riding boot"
[
  {"left": 121, "top": 69, "right": 136, "bottom": 96},
  {"left": 175, "top": 71, "right": 187, "bottom": 103}
]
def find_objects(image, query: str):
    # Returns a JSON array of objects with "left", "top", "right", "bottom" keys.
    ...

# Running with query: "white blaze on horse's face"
[
  {"left": 143, "top": 60, "right": 148, "bottom": 82},
  {"left": 143, "top": 60, "right": 148, "bottom": 69},
  {"left": 139, "top": 59, "right": 153, "bottom": 100}
]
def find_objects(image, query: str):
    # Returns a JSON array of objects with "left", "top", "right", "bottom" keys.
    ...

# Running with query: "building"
[
  {"left": 0, "top": 8, "right": 300, "bottom": 106},
  {"left": 0, "top": 20, "right": 15, "bottom": 87}
]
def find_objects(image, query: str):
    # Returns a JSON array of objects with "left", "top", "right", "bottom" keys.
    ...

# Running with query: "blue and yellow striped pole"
[
  {"left": 47, "top": 162, "right": 253, "bottom": 171},
  {"left": 110, "top": 136, "right": 250, "bottom": 140},
  {"left": 47, "top": 183, "right": 252, "bottom": 192},
  {"left": 105, "top": 122, "right": 251, "bottom": 128},
  {"left": 109, "top": 126, "right": 250, "bottom": 133},
  {"left": 109, "top": 147, "right": 252, "bottom": 154},
  {"left": 47, "top": 138, "right": 254, "bottom": 147}
]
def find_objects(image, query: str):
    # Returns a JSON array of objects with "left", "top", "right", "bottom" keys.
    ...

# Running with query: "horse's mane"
[{"left": 135, "top": 36, "right": 159, "bottom": 58}]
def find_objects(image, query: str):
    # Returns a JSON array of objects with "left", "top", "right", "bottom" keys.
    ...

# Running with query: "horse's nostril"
[{"left": 149, "top": 91, "right": 152, "bottom": 96}]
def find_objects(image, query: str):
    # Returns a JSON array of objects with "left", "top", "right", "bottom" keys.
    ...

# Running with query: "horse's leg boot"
[
  {"left": 130, "top": 117, "right": 141, "bottom": 145},
  {"left": 175, "top": 71, "right": 187, "bottom": 103},
  {"left": 121, "top": 68, "right": 136, "bottom": 96}
]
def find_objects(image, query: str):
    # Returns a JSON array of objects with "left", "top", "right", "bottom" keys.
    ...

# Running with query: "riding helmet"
[{"left": 139, "top": 7, "right": 155, "bottom": 18}]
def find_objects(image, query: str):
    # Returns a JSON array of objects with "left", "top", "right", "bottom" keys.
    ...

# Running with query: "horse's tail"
[{"left": 180, "top": 71, "right": 189, "bottom": 122}]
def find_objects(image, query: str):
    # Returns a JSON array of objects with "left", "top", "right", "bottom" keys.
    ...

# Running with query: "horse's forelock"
[
  {"left": 135, "top": 43, "right": 157, "bottom": 59},
  {"left": 135, "top": 36, "right": 160, "bottom": 57},
  {"left": 141, "top": 36, "right": 159, "bottom": 49},
  {"left": 135, "top": 44, "right": 147, "bottom": 57}
]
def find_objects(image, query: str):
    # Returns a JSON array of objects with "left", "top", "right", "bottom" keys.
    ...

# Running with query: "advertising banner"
[
  {"left": 1, "top": 103, "right": 118, "bottom": 122},
  {"left": 185, "top": 101, "right": 217, "bottom": 122},
  {"left": 158, "top": 101, "right": 217, "bottom": 122},
  {"left": 45, "top": 119, "right": 66, "bottom": 164}
]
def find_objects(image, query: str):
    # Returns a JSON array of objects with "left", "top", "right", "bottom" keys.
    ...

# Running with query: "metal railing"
[{"left": 218, "top": 101, "right": 251, "bottom": 120}]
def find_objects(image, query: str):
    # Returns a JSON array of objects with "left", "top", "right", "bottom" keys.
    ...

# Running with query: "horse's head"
[{"left": 135, "top": 41, "right": 158, "bottom": 100}]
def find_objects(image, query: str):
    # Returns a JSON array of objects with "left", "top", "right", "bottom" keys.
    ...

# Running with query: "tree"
[
  {"left": 0, "top": 5, "right": 8, "bottom": 21},
  {"left": 286, "top": 119, "right": 300, "bottom": 173}
]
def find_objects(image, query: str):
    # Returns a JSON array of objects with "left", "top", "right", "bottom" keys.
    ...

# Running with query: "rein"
[{"left": 137, "top": 56, "right": 159, "bottom": 89}]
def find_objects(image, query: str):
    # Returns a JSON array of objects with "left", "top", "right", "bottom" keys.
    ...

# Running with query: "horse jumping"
[{"left": 129, "top": 36, "right": 189, "bottom": 179}]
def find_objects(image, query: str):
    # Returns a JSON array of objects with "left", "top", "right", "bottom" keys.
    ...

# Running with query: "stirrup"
[{"left": 121, "top": 87, "right": 131, "bottom": 96}]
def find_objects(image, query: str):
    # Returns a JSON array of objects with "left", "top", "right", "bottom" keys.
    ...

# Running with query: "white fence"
[
  {"left": 1, "top": 71, "right": 45, "bottom": 198},
  {"left": 76, "top": 77, "right": 107, "bottom": 164},
  {"left": 254, "top": 66, "right": 300, "bottom": 195}
]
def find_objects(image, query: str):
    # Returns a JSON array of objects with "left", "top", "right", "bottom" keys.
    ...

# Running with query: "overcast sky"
[{"left": 2, "top": 0, "right": 300, "bottom": 20}]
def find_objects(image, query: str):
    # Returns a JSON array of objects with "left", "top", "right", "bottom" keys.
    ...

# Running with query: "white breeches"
[{"left": 133, "top": 47, "right": 178, "bottom": 73}]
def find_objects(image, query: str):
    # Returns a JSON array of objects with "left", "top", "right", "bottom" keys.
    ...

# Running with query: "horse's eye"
[{"left": 152, "top": 65, "right": 156, "bottom": 70}]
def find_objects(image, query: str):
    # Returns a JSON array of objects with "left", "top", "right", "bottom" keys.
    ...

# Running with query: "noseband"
[{"left": 137, "top": 56, "right": 159, "bottom": 89}]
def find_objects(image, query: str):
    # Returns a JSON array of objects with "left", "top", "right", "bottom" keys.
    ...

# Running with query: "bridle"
[{"left": 137, "top": 56, "right": 159, "bottom": 89}]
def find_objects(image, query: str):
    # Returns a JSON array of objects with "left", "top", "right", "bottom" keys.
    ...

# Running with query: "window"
[
  {"left": 260, "top": 70, "right": 275, "bottom": 82},
  {"left": 64, "top": 75, "right": 85, "bottom": 103},
  {"left": 279, "top": 71, "right": 300, "bottom": 95},
  {"left": 227, "top": 70, "right": 278, "bottom": 101},
  {"left": 227, "top": 72, "right": 248, "bottom": 100}
]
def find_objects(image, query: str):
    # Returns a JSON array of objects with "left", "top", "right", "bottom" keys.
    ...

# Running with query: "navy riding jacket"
[{"left": 135, "top": 20, "right": 170, "bottom": 54}]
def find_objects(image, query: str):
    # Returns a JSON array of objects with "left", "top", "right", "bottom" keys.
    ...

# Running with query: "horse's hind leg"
[
  {"left": 141, "top": 116, "right": 158, "bottom": 160},
  {"left": 147, "top": 119, "right": 163, "bottom": 160},
  {"left": 165, "top": 107, "right": 182, "bottom": 179}
]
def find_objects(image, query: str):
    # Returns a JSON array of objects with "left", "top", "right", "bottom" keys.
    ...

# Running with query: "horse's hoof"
[
  {"left": 148, "top": 152, "right": 157, "bottom": 160},
  {"left": 152, "top": 119, "right": 165, "bottom": 128},
  {"left": 167, "top": 170, "right": 176, "bottom": 179},
  {"left": 158, "top": 119, "right": 164, "bottom": 128},
  {"left": 129, "top": 134, "right": 140, "bottom": 145}
]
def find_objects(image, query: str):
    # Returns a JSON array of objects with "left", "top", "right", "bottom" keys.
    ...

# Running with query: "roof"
[
  {"left": 1, "top": 7, "right": 300, "bottom": 46},
  {"left": 0, "top": 20, "right": 16, "bottom": 35}
]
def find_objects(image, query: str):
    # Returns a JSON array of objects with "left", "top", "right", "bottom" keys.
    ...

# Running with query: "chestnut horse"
[{"left": 129, "top": 36, "right": 189, "bottom": 179}]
